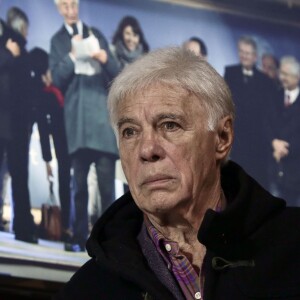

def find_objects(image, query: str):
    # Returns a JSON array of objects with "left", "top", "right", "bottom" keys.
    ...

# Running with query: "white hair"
[
  {"left": 280, "top": 56, "right": 300, "bottom": 77},
  {"left": 108, "top": 46, "right": 235, "bottom": 134},
  {"left": 54, "top": 0, "right": 79, "bottom": 5}
]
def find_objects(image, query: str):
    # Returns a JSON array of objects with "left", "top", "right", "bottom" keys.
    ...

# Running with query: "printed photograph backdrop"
[{"left": 0, "top": 0, "right": 300, "bottom": 283}]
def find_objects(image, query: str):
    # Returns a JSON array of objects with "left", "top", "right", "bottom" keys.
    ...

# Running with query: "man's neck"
[
  {"left": 286, "top": 85, "right": 299, "bottom": 93},
  {"left": 64, "top": 19, "right": 82, "bottom": 35},
  {"left": 146, "top": 185, "right": 225, "bottom": 246},
  {"left": 242, "top": 65, "right": 254, "bottom": 71}
]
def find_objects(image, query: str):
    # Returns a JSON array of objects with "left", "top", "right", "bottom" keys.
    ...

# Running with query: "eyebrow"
[
  {"left": 117, "top": 117, "right": 137, "bottom": 129},
  {"left": 156, "top": 113, "right": 179, "bottom": 120},
  {"left": 117, "top": 113, "right": 184, "bottom": 129}
]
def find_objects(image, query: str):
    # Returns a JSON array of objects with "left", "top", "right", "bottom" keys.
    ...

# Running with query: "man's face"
[
  {"left": 238, "top": 42, "right": 257, "bottom": 69},
  {"left": 57, "top": 0, "right": 79, "bottom": 25},
  {"left": 262, "top": 56, "right": 278, "bottom": 80},
  {"left": 116, "top": 85, "right": 223, "bottom": 216},
  {"left": 123, "top": 25, "right": 140, "bottom": 52},
  {"left": 279, "top": 63, "right": 300, "bottom": 90}
]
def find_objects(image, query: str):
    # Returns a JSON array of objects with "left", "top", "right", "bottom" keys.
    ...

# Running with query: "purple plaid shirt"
[{"left": 144, "top": 216, "right": 203, "bottom": 300}]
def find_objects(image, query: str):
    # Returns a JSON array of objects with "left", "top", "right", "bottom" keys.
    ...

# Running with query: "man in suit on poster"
[
  {"left": 50, "top": 0, "right": 120, "bottom": 251},
  {"left": 224, "top": 36, "right": 274, "bottom": 189},
  {"left": 270, "top": 56, "right": 300, "bottom": 207}
]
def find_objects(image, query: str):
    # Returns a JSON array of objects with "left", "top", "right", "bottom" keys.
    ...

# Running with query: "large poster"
[{"left": 0, "top": 0, "right": 299, "bottom": 292}]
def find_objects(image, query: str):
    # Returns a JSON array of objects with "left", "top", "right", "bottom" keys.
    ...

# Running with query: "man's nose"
[
  {"left": 139, "top": 132, "right": 165, "bottom": 163},
  {"left": 67, "top": 5, "right": 76, "bottom": 14}
]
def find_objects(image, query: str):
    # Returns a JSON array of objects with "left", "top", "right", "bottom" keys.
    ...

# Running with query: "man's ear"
[{"left": 215, "top": 116, "right": 234, "bottom": 161}]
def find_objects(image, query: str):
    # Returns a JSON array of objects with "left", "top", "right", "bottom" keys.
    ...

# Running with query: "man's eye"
[
  {"left": 122, "top": 127, "right": 136, "bottom": 138},
  {"left": 162, "top": 122, "right": 180, "bottom": 131}
]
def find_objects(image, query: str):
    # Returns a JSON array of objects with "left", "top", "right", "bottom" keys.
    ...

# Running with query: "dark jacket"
[
  {"left": 57, "top": 161, "right": 300, "bottom": 299},
  {"left": 270, "top": 88, "right": 300, "bottom": 192},
  {"left": 0, "top": 19, "right": 27, "bottom": 140},
  {"left": 224, "top": 64, "right": 275, "bottom": 190}
]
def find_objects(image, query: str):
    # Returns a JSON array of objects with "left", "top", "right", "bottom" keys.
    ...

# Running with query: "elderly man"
[
  {"left": 224, "top": 36, "right": 275, "bottom": 190},
  {"left": 50, "top": 0, "right": 120, "bottom": 251},
  {"left": 56, "top": 47, "right": 300, "bottom": 299},
  {"left": 270, "top": 56, "right": 300, "bottom": 207}
]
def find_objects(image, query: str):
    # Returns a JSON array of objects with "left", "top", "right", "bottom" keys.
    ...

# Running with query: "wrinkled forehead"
[
  {"left": 115, "top": 84, "right": 207, "bottom": 129},
  {"left": 57, "top": 0, "right": 78, "bottom": 6},
  {"left": 116, "top": 83, "right": 197, "bottom": 113}
]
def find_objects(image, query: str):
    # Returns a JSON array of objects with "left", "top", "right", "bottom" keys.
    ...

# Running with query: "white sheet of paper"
[
  {"left": 74, "top": 58, "right": 101, "bottom": 76},
  {"left": 72, "top": 35, "right": 101, "bottom": 76},
  {"left": 72, "top": 35, "right": 100, "bottom": 59}
]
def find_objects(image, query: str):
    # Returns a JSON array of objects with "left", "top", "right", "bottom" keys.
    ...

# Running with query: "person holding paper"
[{"left": 50, "top": 0, "right": 120, "bottom": 252}]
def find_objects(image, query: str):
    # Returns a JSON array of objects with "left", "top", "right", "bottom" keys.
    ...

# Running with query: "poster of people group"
[{"left": 0, "top": 0, "right": 300, "bottom": 295}]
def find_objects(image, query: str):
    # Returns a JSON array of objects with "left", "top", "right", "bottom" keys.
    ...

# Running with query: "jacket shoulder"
[
  {"left": 51, "top": 26, "right": 66, "bottom": 43},
  {"left": 89, "top": 26, "right": 107, "bottom": 42},
  {"left": 224, "top": 64, "right": 241, "bottom": 74}
]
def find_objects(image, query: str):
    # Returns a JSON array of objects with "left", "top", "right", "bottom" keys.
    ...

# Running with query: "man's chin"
[{"left": 141, "top": 196, "right": 184, "bottom": 215}]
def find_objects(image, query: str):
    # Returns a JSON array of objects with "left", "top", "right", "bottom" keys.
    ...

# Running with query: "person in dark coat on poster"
[
  {"left": 55, "top": 47, "right": 300, "bottom": 300},
  {"left": 50, "top": 0, "right": 120, "bottom": 251},
  {"left": 0, "top": 18, "right": 21, "bottom": 145},
  {"left": 270, "top": 56, "right": 300, "bottom": 207},
  {"left": 0, "top": 19, "right": 18, "bottom": 231},
  {"left": 0, "top": 8, "right": 38, "bottom": 243},
  {"left": 27, "top": 47, "right": 72, "bottom": 240},
  {"left": 224, "top": 36, "right": 275, "bottom": 190}
]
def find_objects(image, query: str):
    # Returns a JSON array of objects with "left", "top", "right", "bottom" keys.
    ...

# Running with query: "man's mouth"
[{"left": 142, "top": 174, "right": 175, "bottom": 187}]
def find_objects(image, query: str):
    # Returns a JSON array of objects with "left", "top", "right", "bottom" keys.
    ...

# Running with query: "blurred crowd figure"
[
  {"left": 0, "top": 1, "right": 300, "bottom": 251},
  {"left": 50, "top": 0, "right": 120, "bottom": 252},
  {"left": 269, "top": 56, "right": 300, "bottom": 206},
  {"left": 111, "top": 15, "right": 149, "bottom": 69},
  {"left": 224, "top": 36, "right": 275, "bottom": 190},
  {"left": 27, "top": 47, "right": 72, "bottom": 241},
  {"left": 182, "top": 36, "right": 208, "bottom": 59},
  {"left": 261, "top": 53, "right": 281, "bottom": 88},
  {"left": 0, "top": 7, "right": 38, "bottom": 243}
]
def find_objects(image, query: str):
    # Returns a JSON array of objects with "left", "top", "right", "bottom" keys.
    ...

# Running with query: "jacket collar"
[
  {"left": 87, "top": 160, "right": 285, "bottom": 264},
  {"left": 60, "top": 22, "right": 89, "bottom": 39},
  {"left": 198, "top": 161, "right": 285, "bottom": 259}
]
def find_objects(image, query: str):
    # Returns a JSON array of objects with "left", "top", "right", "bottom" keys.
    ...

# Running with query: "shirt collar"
[
  {"left": 144, "top": 215, "right": 176, "bottom": 265},
  {"left": 285, "top": 86, "right": 300, "bottom": 105},
  {"left": 64, "top": 20, "right": 83, "bottom": 36},
  {"left": 242, "top": 68, "right": 254, "bottom": 76},
  {"left": 143, "top": 194, "right": 225, "bottom": 256}
]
